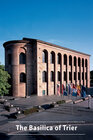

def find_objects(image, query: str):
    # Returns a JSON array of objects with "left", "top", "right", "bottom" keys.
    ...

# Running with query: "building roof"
[
  {"left": 3, "top": 37, "right": 90, "bottom": 56},
  {"left": 3, "top": 40, "right": 30, "bottom": 47},
  {"left": 23, "top": 37, "right": 90, "bottom": 56}
]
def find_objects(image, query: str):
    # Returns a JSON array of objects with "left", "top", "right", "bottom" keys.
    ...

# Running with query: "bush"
[
  {"left": 0, "top": 64, "right": 11, "bottom": 96},
  {"left": 56, "top": 100, "right": 65, "bottom": 104},
  {"left": 24, "top": 107, "right": 38, "bottom": 115}
]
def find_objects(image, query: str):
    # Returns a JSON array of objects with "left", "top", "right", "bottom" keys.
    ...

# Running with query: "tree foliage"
[{"left": 0, "top": 64, "right": 11, "bottom": 96}]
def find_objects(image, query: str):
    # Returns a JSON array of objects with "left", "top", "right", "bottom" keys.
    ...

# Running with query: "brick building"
[{"left": 3, "top": 38, "right": 90, "bottom": 97}]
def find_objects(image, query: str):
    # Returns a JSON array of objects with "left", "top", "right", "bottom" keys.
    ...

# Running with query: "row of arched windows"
[
  {"left": 8, "top": 51, "right": 87, "bottom": 68},
  {"left": 20, "top": 51, "right": 88, "bottom": 67},
  {"left": 20, "top": 71, "right": 87, "bottom": 83},
  {"left": 42, "top": 50, "right": 88, "bottom": 67},
  {"left": 42, "top": 71, "right": 87, "bottom": 83}
]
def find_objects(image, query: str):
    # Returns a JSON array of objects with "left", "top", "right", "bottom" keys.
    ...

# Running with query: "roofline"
[
  {"left": 3, "top": 40, "right": 30, "bottom": 47},
  {"left": 23, "top": 37, "right": 90, "bottom": 56},
  {"left": 3, "top": 38, "right": 90, "bottom": 56}
]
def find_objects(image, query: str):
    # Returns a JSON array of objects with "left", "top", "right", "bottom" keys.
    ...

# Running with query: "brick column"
[
  {"left": 60, "top": 54, "right": 62, "bottom": 94},
  {"left": 26, "top": 45, "right": 32, "bottom": 96},
  {"left": 83, "top": 59, "right": 85, "bottom": 86},
  {"left": 48, "top": 51, "right": 50, "bottom": 95},
  {"left": 72, "top": 56, "right": 74, "bottom": 84},
  {"left": 67, "top": 55, "right": 69, "bottom": 84},
  {"left": 55, "top": 53, "right": 57, "bottom": 95},
  {"left": 80, "top": 58, "right": 82, "bottom": 85},
  {"left": 12, "top": 46, "right": 19, "bottom": 97},
  {"left": 76, "top": 57, "right": 78, "bottom": 85},
  {"left": 87, "top": 58, "right": 90, "bottom": 88},
  {"left": 61, "top": 54, "right": 63, "bottom": 84}
]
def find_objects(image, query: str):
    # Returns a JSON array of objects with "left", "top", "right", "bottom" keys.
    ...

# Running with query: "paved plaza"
[
  {"left": 4, "top": 95, "right": 80, "bottom": 109},
  {"left": 0, "top": 90, "right": 93, "bottom": 140}
]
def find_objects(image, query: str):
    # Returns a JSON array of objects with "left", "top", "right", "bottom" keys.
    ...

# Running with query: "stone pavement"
[
  {"left": 0, "top": 94, "right": 91, "bottom": 128},
  {"left": 4, "top": 95, "right": 81, "bottom": 110},
  {"left": 0, "top": 95, "right": 93, "bottom": 139},
  {"left": 0, "top": 95, "right": 82, "bottom": 124},
  {"left": 1, "top": 100, "right": 93, "bottom": 135}
]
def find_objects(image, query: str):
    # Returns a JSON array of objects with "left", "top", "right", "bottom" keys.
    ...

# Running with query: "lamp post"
[{"left": 88, "top": 95, "right": 91, "bottom": 109}]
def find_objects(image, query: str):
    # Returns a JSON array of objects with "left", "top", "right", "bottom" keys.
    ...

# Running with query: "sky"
[{"left": 0, "top": 0, "right": 93, "bottom": 70}]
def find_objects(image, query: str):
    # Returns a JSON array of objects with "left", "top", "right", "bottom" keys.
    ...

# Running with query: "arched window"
[
  {"left": 69, "top": 55, "right": 72, "bottom": 65},
  {"left": 82, "top": 72, "right": 84, "bottom": 80},
  {"left": 50, "top": 51, "right": 55, "bottom": 64},
  {"left": 74, "top": 72, "right": 76, "bottom": 80},
  {"left": 64, "top": 71, "right": 67, "bottom": 81},
  {"left": 50, "top": 71, "right": 54, "bottom": 81},
  {"left": 57, "top": 53, "right": 61, "bottom": 64},
  {"left": 82, "top": 58, "right": 84, "bottom": 67},
  {"left": 69, "top": 72, "right": 72, "bottom": 81},
  {"left": 19, "top": 53, "right": 26, "bottom": 64},
  {"left": 78, "top": 57, "right": 80, "bottom": 67},
  {"left": 42, "top": 71, "right": 47, "bottom": 82},
  {"left": 42, "top": 50, "right": 48, "bottom": 63},
  {"left": 85, "top": 72, "right": 87, "bottom": 80},
  {"left": 78, "top": 72, "right": 80, "bottom": 80},
  {"left": 74, "top": 56, "right": 76, "bottom": 66},
  {"left": 20, "top": 73, "right": 26, "bottom": 83},
  {"left": 64, "top": 54, "right": 67, "bottom": 65},
  {"left": 85, "top": 59, "right": 87, "bottom": 67},
  {"left": 58, "top": 71, "right": 61, "bottom": 81}
]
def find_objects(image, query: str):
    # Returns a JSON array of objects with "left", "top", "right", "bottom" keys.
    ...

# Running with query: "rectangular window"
[
  {"left": 42, "top": 51, "right": 47, "bottom": 63},
  {"left": 74, "top": 72, "right": 76, "bottom": 80},
  {"left": 42, "top": 71, "right": 47, "bottom": 82},
  {"left": 78, "top": 62, "right": 80, "bottom": 67},
  {"left": 85, "top": 72, "right": 87, "bottom": 80},
  {"left": 50, "top": 71, "right": 54, "bottom": 81},
  {"left": 82, "top": 72, "right": 84, "bottom": 80},
  {"left": 82, "top": 60, "right": 84, "bottom": 67},
  {"left": 78, "top": 72, "right": 80, "bottom": 80},
  {"left": 74, "top": 60, "right": 76, "bottom": 66},
  {"left": 69, "top": 60, "right": 72, "bottom": 65},
  {"left": 58, "top": 72, "right": 61, "bottom": 81},
  {"left": 85, "top": 60, "right": 87, "bottom": 67},
  {"left": 64, "top": 71, "right": 67, "bottom": 81},
  {"left": 78, "top": 59, "right": 80, "bottom": 66},
  {"left": 69, "top": 72, "right": 72, "bottom": 81}
]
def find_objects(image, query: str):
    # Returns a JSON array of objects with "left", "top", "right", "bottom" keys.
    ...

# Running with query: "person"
[{"left": 57, "top": 84, "right": 60, "bottom": 95}]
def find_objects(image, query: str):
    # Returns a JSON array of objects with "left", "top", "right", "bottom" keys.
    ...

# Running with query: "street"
[{"left": 0, "top": 98, "right": 93, "bottom": 139}]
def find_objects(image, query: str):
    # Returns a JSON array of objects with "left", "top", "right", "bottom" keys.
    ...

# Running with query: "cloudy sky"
[{"left": 0, "top": 0, "right": 93, "bottom": 70}]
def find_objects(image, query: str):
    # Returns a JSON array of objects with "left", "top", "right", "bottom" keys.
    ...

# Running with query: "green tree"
[{"left": 0, "top": 64, "right": 11, "bottom": 96}]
